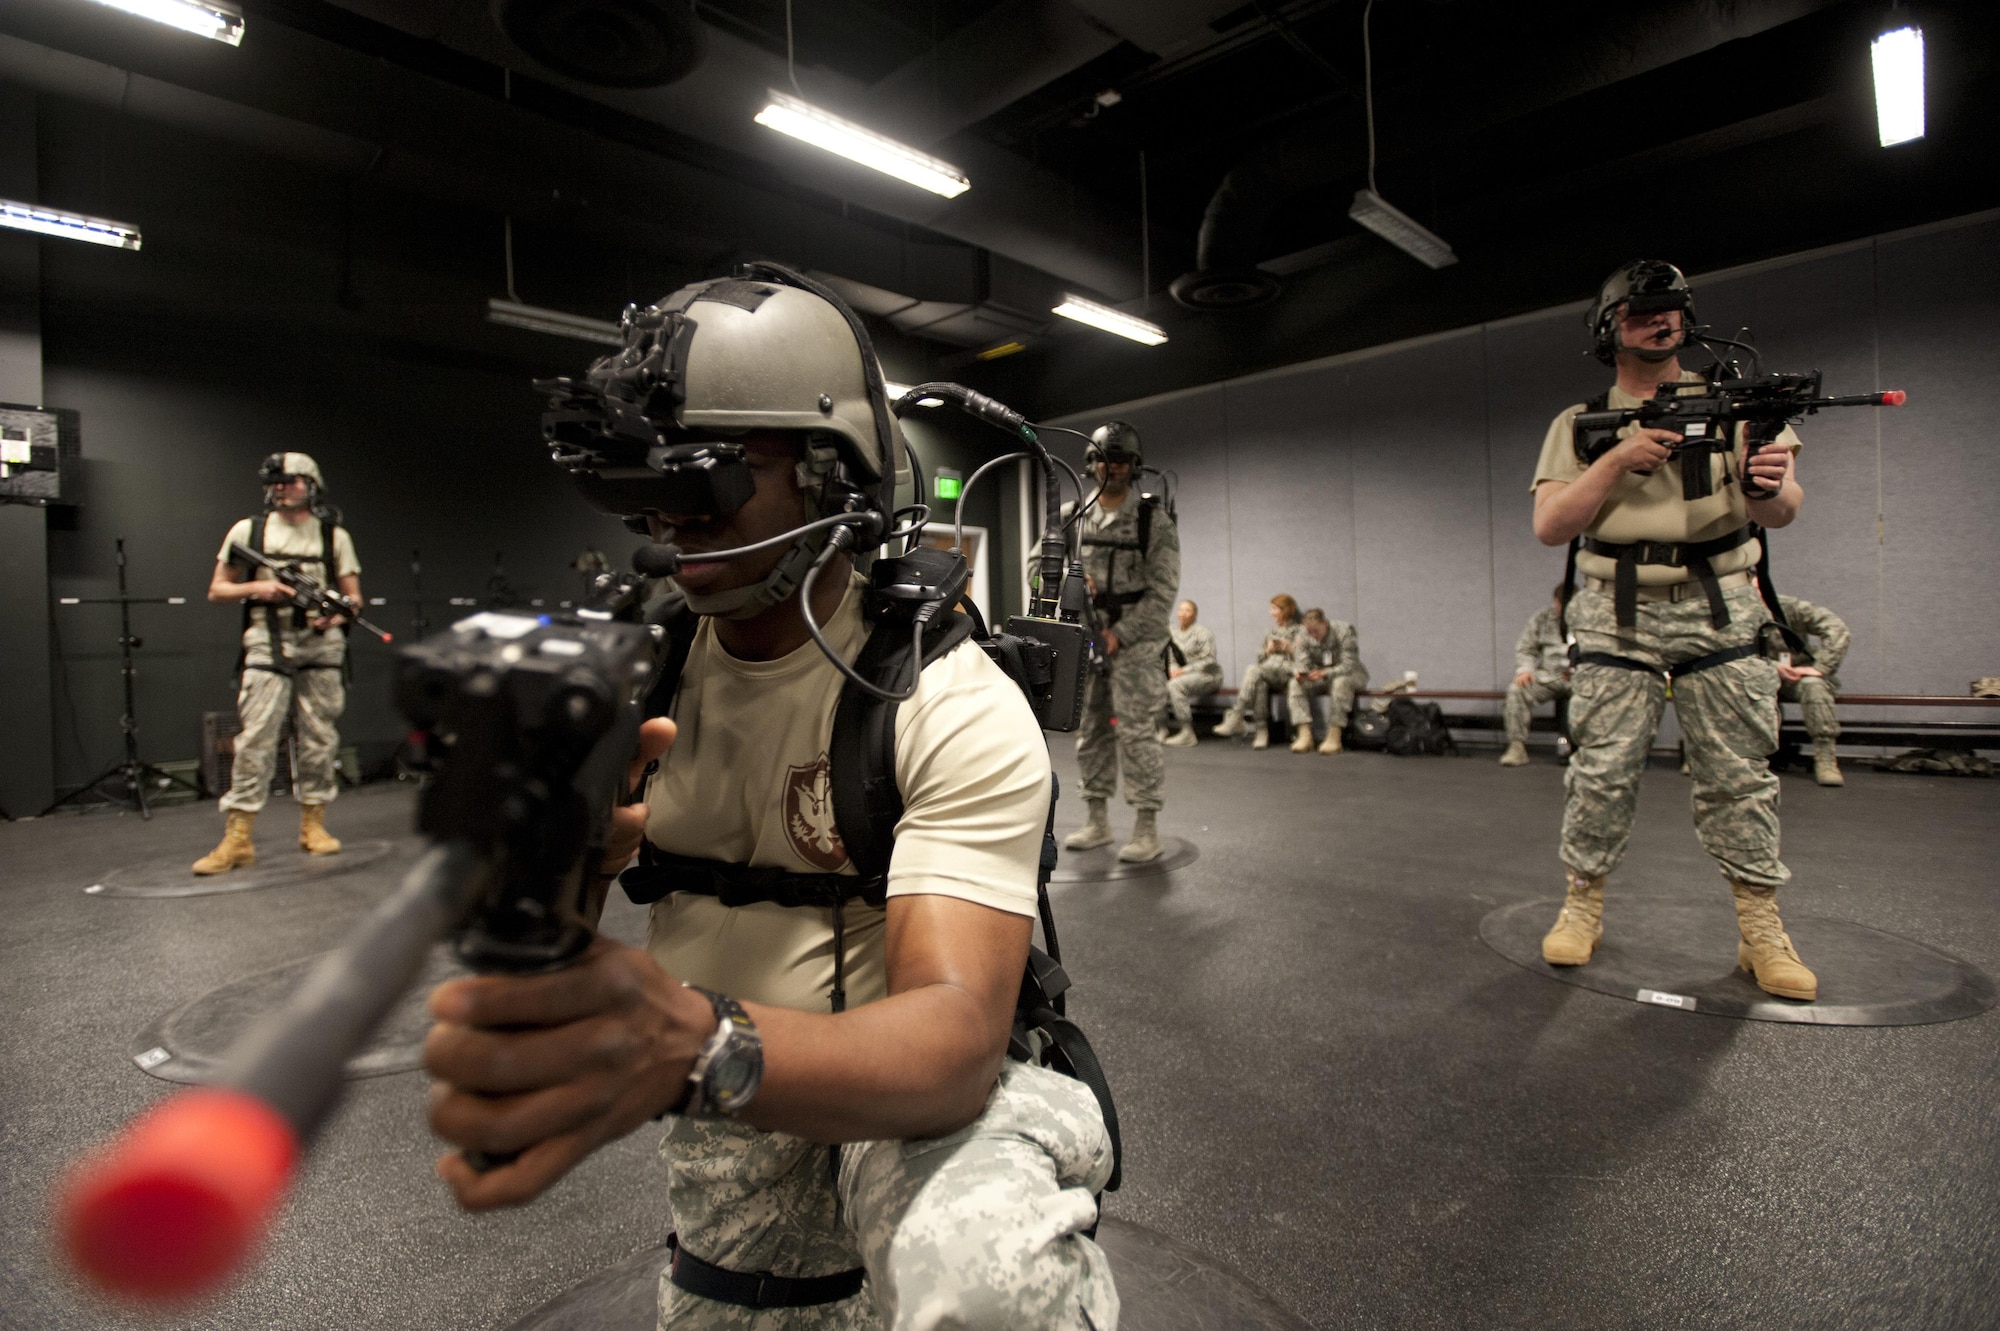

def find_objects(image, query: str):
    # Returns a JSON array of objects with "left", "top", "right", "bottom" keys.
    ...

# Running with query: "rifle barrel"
[{"left": 59, "top": 842, "right": 485, "bottom": 1301}]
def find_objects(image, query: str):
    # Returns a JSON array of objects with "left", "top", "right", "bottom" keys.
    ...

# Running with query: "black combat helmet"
[{"left": 1085, "top": 420, "right": 1142, "bottom": 467}]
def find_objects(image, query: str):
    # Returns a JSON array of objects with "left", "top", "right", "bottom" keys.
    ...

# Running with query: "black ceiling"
[{"left": 5, "top": 0, "right": 1994, "bottom": 418}]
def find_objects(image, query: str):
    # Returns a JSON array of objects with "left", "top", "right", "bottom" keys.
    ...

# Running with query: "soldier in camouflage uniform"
[
  {"left": 194, "top": 452, "right": 362, "bottom": 875},
  {"left": 1162, "top": 599, "right": 1221, "bottom": 747},
  {"left": 422, "top": 275, "right": 1117, "bottom": 1329},
  {"left": 1532, "top": 259, "right": 1818, "bottom": 1002},
  {"left": 1212, "top": 595, "right": 1306, "bottom": 750},
  {"left": 1064, "top": 421, "right": 1182, "bottom": 863},
  {"left": 1775, "top": 593, "right": 1850, "bottom": 787},
  {"left": 1285, "top": 609, "right": 1368, "bottom": 754},
  {"left": 1500, "top": 585, "right": 1573, "bottom": 766}
]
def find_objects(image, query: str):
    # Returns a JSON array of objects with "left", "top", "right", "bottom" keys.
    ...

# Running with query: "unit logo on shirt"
[{"left": 784, "top": 755, "right": 847, "bottom": 871}]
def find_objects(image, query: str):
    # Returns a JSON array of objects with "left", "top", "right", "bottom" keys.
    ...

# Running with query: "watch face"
[{"left": 709, "top": 1046, "right": 759, "bottom": 1103}]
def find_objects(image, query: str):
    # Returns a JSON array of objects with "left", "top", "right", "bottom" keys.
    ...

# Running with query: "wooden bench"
[{"left": 1188, "top": 687, "right": 2000, "bottom": 752}]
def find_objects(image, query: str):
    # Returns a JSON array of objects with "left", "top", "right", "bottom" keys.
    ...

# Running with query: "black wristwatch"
[{"left": 678, "top": 985, "right": 763, "bottom": 1120}]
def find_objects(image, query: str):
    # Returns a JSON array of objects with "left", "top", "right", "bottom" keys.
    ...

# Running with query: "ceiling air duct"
[{"left": 493, "top": 0, "right": 706, "bottom": 88}]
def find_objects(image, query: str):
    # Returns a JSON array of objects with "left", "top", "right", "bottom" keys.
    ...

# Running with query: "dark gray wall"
[
  {"left": 1054, "top": 210, "right": 2000, "bottom": 703},
  {"left": 4, "top": 89, "right": 1014, "bottom": 806}
]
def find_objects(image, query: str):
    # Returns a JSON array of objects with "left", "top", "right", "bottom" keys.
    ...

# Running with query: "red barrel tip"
[
  {"left": 1882, "top": 390, "right": 1906, "bottom": 406},
  {"left": 58, "top": 1089, "right": 297, "bottom": 1303}
]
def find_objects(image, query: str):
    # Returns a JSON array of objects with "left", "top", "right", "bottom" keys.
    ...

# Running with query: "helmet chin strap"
[{"left": 677, "top": 526, "right": 832, "bottom": 620}]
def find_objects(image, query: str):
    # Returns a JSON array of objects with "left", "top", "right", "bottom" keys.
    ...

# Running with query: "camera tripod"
[{"left": 42, "top": 538, "right": 204, "bottom": 819}]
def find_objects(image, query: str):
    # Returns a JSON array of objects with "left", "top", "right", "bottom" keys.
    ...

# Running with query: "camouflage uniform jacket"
[
  {"left": 1074, "top": 490, "right": 1181, "bottom": 646},
  {"left": 1515, "top": 605, "right": 1569, "bottom": 681},
  {"left": 1778, "top": 594, "right": 1850, "bottom": 680},
  {"left": 1255, "top": 621, "right": 1308, "bottom": 667},
  {"left": 1170, "top": 622, "right": 1218, "bottom": 673},
  {"left": 1295, "top": 621, "right": 1362, "bottom": 677}
]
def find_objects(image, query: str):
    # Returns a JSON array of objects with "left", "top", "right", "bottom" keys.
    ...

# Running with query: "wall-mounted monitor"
[{"left": 0, "top": 404, "right": 80, "bottom": 507}]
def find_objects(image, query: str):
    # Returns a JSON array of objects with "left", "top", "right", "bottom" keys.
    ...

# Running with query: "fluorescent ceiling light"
[
  {"left": 82, "top": 0, "right": 244, "bottom": 45},
  {"left": 486, "top": 298, "right": 624, "bottom": 346},
  {"left": 0, "top": 198, "right": 141, "bottom": 250},
  {"left": 1348, "top": 189, "right": 1456, "bottom": 269},
  {"left": 1871, "top": 26, "right": 1925, "bottom": 147},
  {"left": 1051, "top": 296, "right": 1167, "bottom": 346},
  {"left": 754, "top": 91, "right": 970, "bottom": 199}
]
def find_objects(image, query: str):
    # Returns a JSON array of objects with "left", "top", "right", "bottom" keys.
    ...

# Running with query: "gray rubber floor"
[{"left": 2, "top": 749, "right": 1995, "bottom": 1330}]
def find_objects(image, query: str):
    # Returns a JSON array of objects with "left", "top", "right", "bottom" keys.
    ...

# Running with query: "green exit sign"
[{"left": 934, "top": 469, "right": 963, "bottom": 501}]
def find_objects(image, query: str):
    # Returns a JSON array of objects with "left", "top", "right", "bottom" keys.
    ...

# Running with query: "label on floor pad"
[
  {"left": 1637, "top": 988, "right": 1695, "bottom": 1010},
  {"left": 133, "top": 1046, "right": 172, "bottom": 1070}
]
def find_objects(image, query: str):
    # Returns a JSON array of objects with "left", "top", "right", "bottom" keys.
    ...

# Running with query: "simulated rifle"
[
  {"left": 1573, "top": 372, "right": 1905, "bottom": 502},
  {"left": 57, "top": 572, "right": 665, "bottom": 1302},
  {"left": 229, "top": 540, "right": 396, "bottom": 643}
]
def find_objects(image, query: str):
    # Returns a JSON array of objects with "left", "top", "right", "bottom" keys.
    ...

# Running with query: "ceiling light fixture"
[
  {"left": 1871, "top": 25, "right": 1925, "bottom": 147},
  {"left": 80, "top": 0, "right": 244, "bottom": 45},
  {"left": 0, "top": 199, "right": 141, "bottom": 250},
  {"left": 486, "top": 298, "right": 624, "bottom": 345},
  {"left": 1347, "top": 0, "right": 1456, "bottom": 269},
  {"left": 975, "top": 341, "right": 1028, "bottom": 361},
  {"left": 1051, "top": 295, "right": 1167, "bottom": 346},
  {"left": 754, "top": 91, "right": 971, "bottom": 198},
  {"left": 1348, "top": 189, "right": 1456, "bottom": 270}
]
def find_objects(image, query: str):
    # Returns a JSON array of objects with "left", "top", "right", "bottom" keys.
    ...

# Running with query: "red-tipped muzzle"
[{"left": 59, "top": 1089, "right": 297, "bottom": 1302}]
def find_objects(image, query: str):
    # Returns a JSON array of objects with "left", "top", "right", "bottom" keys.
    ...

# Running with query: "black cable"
[
  {"left": 797, "top": 528, "right": 927, "bottom": 704},
  {"left": 952, "top": 450, "right": 1032, "bottom": 562}
]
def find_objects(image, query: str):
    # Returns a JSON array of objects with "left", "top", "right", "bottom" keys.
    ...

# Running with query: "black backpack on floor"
[{"left": 1384, "top": 698, "right": 1455, "bottom": 756}]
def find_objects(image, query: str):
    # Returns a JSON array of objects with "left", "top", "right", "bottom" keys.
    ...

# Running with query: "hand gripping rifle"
[
  {"left": 228, "top": 540, "right": 396, "bottom": 643},
  {"left": 57, "top": 573, "right": 664, "bottom": 1303},
  {"left": 1572, "top": 372, "right": 1905, "bottom": 502}
]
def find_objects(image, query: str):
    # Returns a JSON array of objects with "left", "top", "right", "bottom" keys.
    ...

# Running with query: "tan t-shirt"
[
  {"left": 641, "top": 577, "right": 1052, "bottom": 1013},
  {"left": 218, "top": 515, "right": 362, "bottom": 652},
  {"left": 1532, "top": 375, "right": 1801, "bottom": 585}
]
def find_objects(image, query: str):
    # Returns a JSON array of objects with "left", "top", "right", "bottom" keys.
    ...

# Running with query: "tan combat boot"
[
  {"left": 1251, "top": 723, "right": 1269, "bottom": 750},
  {"left": 1731, "top": 881, "right": 1818, "bottom": 1000},
  {"left": 1064, "top": 799, "right": 1115, "bottom": 851},
  {"left": 1541, "top": 870, "right": 1605, "bottom": 966},
  {"left": 299, "top": 804, "right": 342, "bottom": 855},
  {"left": 1812, "top": 741, "right": 1844, "bottom": 787},
  {"left": 192, "top": 810, "right": 257, "bottom": 875},
  {"left": 1118, "top": 810, "right": 1162, "bottom": 863},
  {"left": 1290, "top": 727, "right": 1315, "bottom": 753},
  {"left": 1317, "top": 728, "right": 1342, "bottom": 755},
  {"left": 1499, "top": 740, "right": 1529, "bottom": 767},
  {"left": 1162, "top": 728, "right": 1197, "bottom": 748},
  {"left": 1211, "top": 711, "right": 1245, "bottom": 738}
]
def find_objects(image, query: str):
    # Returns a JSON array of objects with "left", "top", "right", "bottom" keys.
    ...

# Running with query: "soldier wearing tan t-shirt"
[
  {"left": 192, "top": 452, "right": 363, "bottom": 875},
  {"left": 421, "top": 275, "right": 1116, "bottom": 1329},
  {"left": 1532, "top": 260, "right": 1818, "bottom": 1002}
]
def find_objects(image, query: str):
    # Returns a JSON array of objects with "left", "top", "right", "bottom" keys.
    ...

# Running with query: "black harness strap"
[
  {"left": 667, "top": 1234, "right": 864, "bottom": 1310},
  {"left": 619, "top": 848, "right": 886, "bottom": 909},
  {"left": 1580, "top": 526, "right": 1754, "bottom": 631},
  {"left": 1575, "top": 642, "right": 1762, "bottom": 682}
]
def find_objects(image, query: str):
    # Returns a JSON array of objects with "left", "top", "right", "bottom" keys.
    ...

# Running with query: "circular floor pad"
[{"left": 88, "top": 839, "right": 398, "bottom": 898}]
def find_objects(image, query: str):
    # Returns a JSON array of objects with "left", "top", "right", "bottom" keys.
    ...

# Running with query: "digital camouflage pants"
[
  {"left": 1504, "top": 675, "right": 1572, "bottom": 745},
  {"left": 1163, "top": 663, "right": 1222, "bottom": 729},
  {"left": 1286, "top": 669, "right": 1367, "bottom": 740},
  {"left": 1228, "top": 660, "right": 1294, "bottom": 728},
  {"left": 221, "top": 630, "right": 346, "bottom": 814},
  {"left": 1780, "top": 674, "right": 1840, "bottom": 744},
  {"left": 1077, "top": 638, "right": 1168, "bottom": 811},
  {"left": 1562, "top": 584, "right": 1788, "bottom": 888},
  {"left": 657, "top": 1060, "right": 1118, "bottom": 1330}
]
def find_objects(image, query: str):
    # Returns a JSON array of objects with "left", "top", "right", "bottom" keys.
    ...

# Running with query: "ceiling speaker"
[{"left": 494, "top": 0, "right": 706, "bottom": 88}]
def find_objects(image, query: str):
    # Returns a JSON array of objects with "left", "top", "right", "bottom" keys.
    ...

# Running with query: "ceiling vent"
[
  {"left": 1169, "top": 268, "right": 1282, "bottom": 311},
  {"left": 493, "top": 0, "right": 706, "bottom": 88}
]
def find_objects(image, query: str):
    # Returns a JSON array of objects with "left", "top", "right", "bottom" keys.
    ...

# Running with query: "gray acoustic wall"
[{"left": 1053, "top": 209, "right": 2000, "bottom": 708}]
